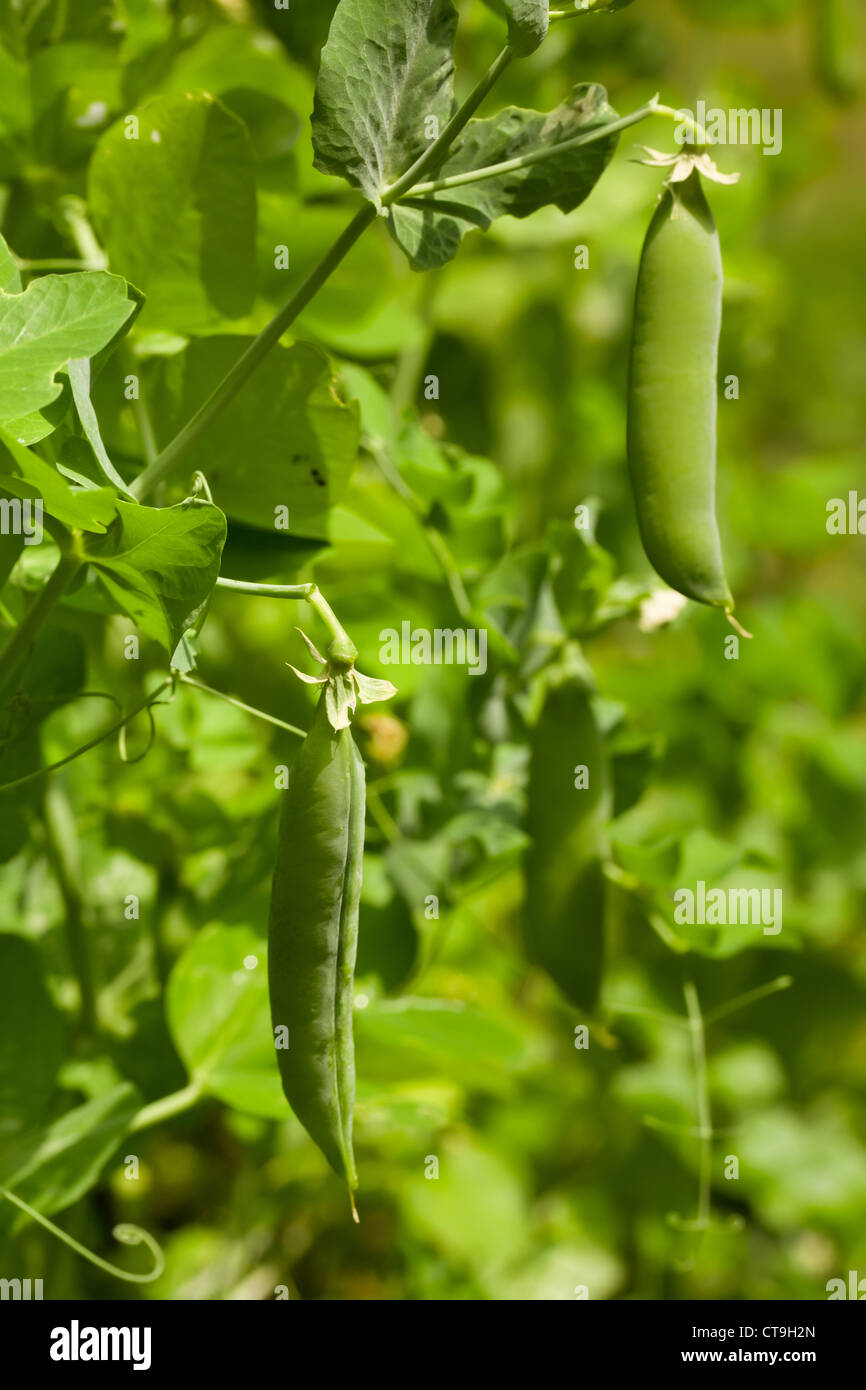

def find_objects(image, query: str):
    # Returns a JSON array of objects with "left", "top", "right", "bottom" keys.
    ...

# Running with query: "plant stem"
[
  {"left": 58, "top": 197, "right": 108, "bottom": 269},
  {"left": 42, "top": 779, "right": 97, "bottom": 1038},
  {"left": 654, "top": 102, "right": 710, "bottom": 149},
  {"left": 410, "top": 97, "right": 661, "bottom": 196},
  {"left": 683, "top": 978, "right": 713, "bottom": 1229},
  {"left": 0, "top": 678, "right": 174, "bottom": 793},
  {"left": 704, "top": 974, "right": 793, "bottom": 1026},
  {"left": 179, "top": 673, "right": 305, "bottom": 737},
  {"left": 0, "top": 539, "right": 83, "bottom": 701},
  {"left": 0, "top": 1188, "right": 165, "bottom": 1284},
  {"left": 130, "top": 204, "right": 377, "bottom": 501},
  {"left": 128, "top": 1080, "right": 205, "bottom": 1133},
  {"left": 16, "top": 257, "right": 99, "bottom": 271},
  {"left": 214, "top": 576, "right": 356, "bottom": 657},
  {"left": 382, "top": 45, "right": 514, "bottom": 204}
]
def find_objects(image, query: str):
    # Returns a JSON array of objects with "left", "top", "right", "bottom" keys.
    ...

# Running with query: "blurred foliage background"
[{"left": 1, "top": 0, "right": 865, "bottom": 1300}]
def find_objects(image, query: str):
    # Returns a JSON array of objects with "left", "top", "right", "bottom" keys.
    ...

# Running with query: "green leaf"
[
  {"left": 83, "top": 497, "right": 227, "bottom": 653},
  {"left": 88, "top": 92, "right": 257, "bottom": 333},
  {"left": 1, "top": 1084, "right": 141, "bottom": 1227},
  {"left": 152, "top": 339, "right": 361, "bottom": 526},
  {"left": 166, "top": 924, "right": 286, "bottom": 1120},
  {"left": 312, "top": 0, "right": 458, "bottom": 204},
  {"left": 481, "top": 0, "right": 549, "bottom": 55},
  {"left": 0, "top": 271, "right": 138, "bottom": 442},
  {"left": 0, "top": 424, "right": 117, "bottom": 532},
  {"left": 390, "top": 83, "right": 620, "bottom": 269},
  {"left": 0, "top": 936, "right": 64, "bottom": 1168},
  {"left": 68, "top": 358, "right": 135, "bottom": 497}
]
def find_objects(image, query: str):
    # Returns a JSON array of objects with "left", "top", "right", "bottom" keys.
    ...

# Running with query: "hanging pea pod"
[
  {"left": 267, "top": 635, "right": 395, "bottom": 1201},
  {"left": 522, "top": 658, "right": 610, "bottom": 1010},
  {"left": 627, "top": 167, "right": 733, "bottom": 611},
  {"left": 268, "top": 693, "right": 364, "bottom": 1193}
]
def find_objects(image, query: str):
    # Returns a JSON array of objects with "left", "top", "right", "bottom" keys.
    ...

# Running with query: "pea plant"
[{"left": 0, "top": 0, "right": 811, "bottom": 1297}]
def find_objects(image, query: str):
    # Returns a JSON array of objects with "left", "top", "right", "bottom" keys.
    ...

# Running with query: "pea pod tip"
[{"left": 725, "top": 608, "right": 753, "bottom": 640}]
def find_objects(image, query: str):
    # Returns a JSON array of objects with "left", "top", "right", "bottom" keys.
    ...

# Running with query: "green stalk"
[
  {"left": 179, "top": 673, "right": 305, "bottom": 737},
  {"left": 214, "top": 576, "right": 356, "bottom": 658},
  {"left": 0, "top": 678, "right": 174, "bottom": 793},
  {"left": 683, "top": 979, "right": 713, "bottom": 1229},
  {"left": 411, "top": 97, "right": 661, "bottom": 196},
  {"left": 381, "top": 45, "right": 514, "bottom": 204},
  {"left": 128, "top": 1081, "right": 205, "bottom": 1133},
  {"left": 130, "top": 48, "right": 520, "bottom": 502},
  {"left": 130, "top": 205, "right": 377, "bottom": 501},
  {"left": 0, "top": 1188, "right": 165, "bottom": 1284}
]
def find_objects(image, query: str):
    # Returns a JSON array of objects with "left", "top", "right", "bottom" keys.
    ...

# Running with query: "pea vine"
[{"left": 0, "top": 0, "right": 770, "bottom": 1285}]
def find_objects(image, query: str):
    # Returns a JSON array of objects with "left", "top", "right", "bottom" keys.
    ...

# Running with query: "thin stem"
[
  {"left": 42, "top": 780, "right": 97, "bottom": 1038},
  {"left": 214, "top": 576, "right": 356, "bottom": 657},
  {"left": 410, "top": 97, "right": 661, "bottom": 196},
  {"left": 0, "top": 1188, "right": 165, "bottom": 1284},
  {"left": 0, "top": 678, "right": 174, "bottom": 792},
  {"left": 704, "top": 975, "right": 793, "bottom": 1027},
  {"left": 382, "top": 45, "right": 514, "bottom": 204},
  {"left": 16, "top": 257, "right": 99, "bottom": 271},
  {"left": 215, "top": 577, "right": 314, "bottom": 600},
  {"left": 130, "top": 204, "right": 377, "bottom": 501},
  {"left": 653, "top": 102, "right": 710, "bottom": 150},
  {"left": 0, "top": 540, "right": 83, "bottom": 702},
  {"left": 128, "top": 1080, "right": 205, "bottom": 1133},
  {"left": 179, "top": 674, "right": 305, "bottom": 738},
  {"left": 58, "top": 198, "right": 108, "bottom": 269},
  {"left": 683, "top": 979, "right": 713, "bottom": 1229}
]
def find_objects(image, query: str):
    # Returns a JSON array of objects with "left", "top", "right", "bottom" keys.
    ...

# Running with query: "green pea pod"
[
  {"left": 522, "top": 666, "right": 610, "bottom": 1010},
  {"left": 627, "top": 168, "right": 733, "bottom": 610},
  {"left": 268, "top": 693, "right": 365, "bottom": 1193}
]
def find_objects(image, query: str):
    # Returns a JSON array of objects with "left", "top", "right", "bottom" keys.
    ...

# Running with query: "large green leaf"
[
  {"left": 0, "top": 424, "right": 117, "bottom": 532},
  {"left": 390, "top": 84, "right": 621, "bottom": 269},
  {"left": 312, "top": 0, "right": 458, "bottom": 203},
  {"left": 88, "top": 92, "right": 257, "bottom": 333},
  {"left": 0, "top": 1084, "right": 141, "bottom": 1229},
  {"left": 166, "top": 924, "right": 286, "bottom": 1120},
  {"left": 0, "top": 271, "right": 138, "bottom": 442},
  {"left": 83, "top": 498, "right": 227, "bottom": 652},
  {"left": 152, "top": 339, "right": 361, "bottom": 526}
]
